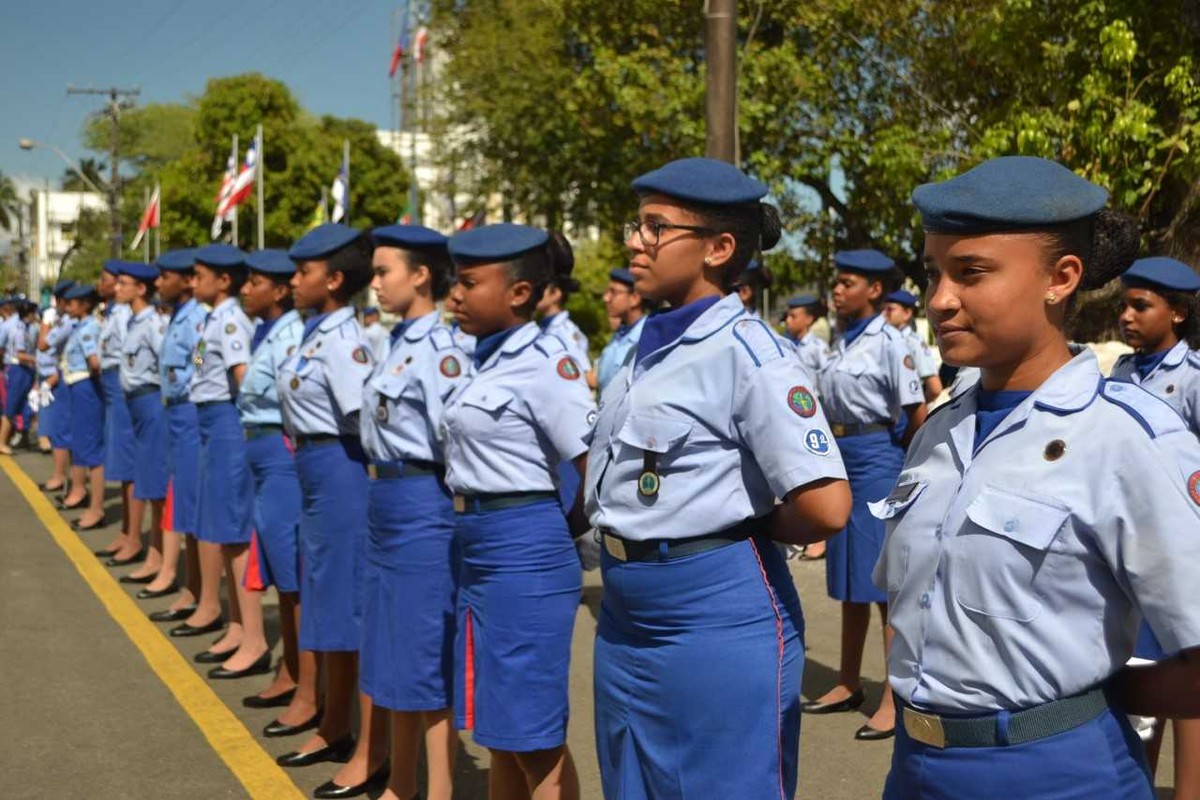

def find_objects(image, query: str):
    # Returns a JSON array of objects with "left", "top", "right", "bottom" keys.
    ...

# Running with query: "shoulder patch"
[
  {"left": 439, "top": 354, "right": 462, "bottom": 378},
  {"left": 224, "top": 323, "right": 236, "bottom": 334},
  {"left": 351, "top": 346, "right": 370, "bottom": 365},
  {"left": 556, "top": 356, "right": 581, "bottom": 380},
  {"left": 731, "top": 318, "right": 786, "bottom": 366},
  {"left": 1099, "top": 380, "right": 1188, "bottom": 439}
]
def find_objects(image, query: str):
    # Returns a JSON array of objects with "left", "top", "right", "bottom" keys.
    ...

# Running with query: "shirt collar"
[
  {"left": 132, "top": 305, "right": 156, "bottom": 323},
  {"left": 473, "top": 321, "right": 541, "bottom": 370},
  {"left": 213, "top": 297, "right": 238, "bottom": 316},
  {"left": 263, "top": 309, "right": 299, "bottom": 342},
  {"left": 403, "top": 310, "right": 439, "bottom": 342},
  {"left": 1154, "top": 340, "right": 1190, "bottom": 372}
]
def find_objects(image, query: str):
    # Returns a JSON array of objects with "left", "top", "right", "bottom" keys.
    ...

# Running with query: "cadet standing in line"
[
  {"left": 586, "top": 157, "right": 852, "bottom": 800},
  {"left": 60, "top": 285, "right": 107, "bottom": 530},
  {"left": 783, "top": 293, "right": 830, "bottom": 377},
  {"left": 876, "top": 156, "right": 1200, "bottom": 799},
  {"left": 361, "top": 306, "right": 390, "bottom": 359},
  {"left": 0, "top": 295, "right": 36, "bottom": 455},
  {"left": 96, "top": 262, "right": 138, "bottom": 554},
  {"left": 882, "top": 289, "right": 943, "bottom": 403},
  {"left": 732, "top": 258, "right": 772, "bottom": 317},
  {"left": 536, "top": 247, "right": 592, "bottom": 373},
  {"left": 37, "top": 280, "right": 77, "bottom": 492},
  {"left": 804, "top": 249, "right": 926, "bottom": 741},
  {"left": 591, "top": 267, "right": 651, "bottom": 393},
  {"left": 443, "top": 223, "right": 595, "bottom": 800},
  {"left": 360, "top": 224, "right": 467, "bottom": 800}
]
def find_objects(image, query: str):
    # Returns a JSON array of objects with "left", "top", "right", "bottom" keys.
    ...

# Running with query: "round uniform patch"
[
  {"left": 225, "top": 323, "right": 236, "bottom": 334},
  {"left": 440, "top": 355, "right": 462, "bottom": 378},
  {"left": 289, "top": 377, "right": 300, "bottom": 390},
  {"left": 557, "top": 357, "right": 581, "bottom": 381},
  {"left": 375, "top": 404, "right": 389, "bottom": 422},
  {"left": 286, "top": 346, "right": 296, "bottom": 356},
  {"left": 804, "top": 429, "right": 831, "bottom": 457},
  {"left": 351, "top": 346, "right": 369, "bottom": 364},
  {"left": 903, "top": 354, "right": 915, "bottom": 370},
  {"left": 788, "top": 386, "right": 818, "bottom": 418},
  {"left": 638, "top": 471, "right": 660, "bottom": 497},
  {"left": 1189, "top": 471, "right": 1200, "bottom": 505}
]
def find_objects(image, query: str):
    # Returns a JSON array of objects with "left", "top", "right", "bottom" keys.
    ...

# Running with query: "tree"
[
  {"left": 0, "top": 170, "right": 20, "bottom": 232},
  {"left": 60, "top": 158, "right": 107, "bottom": 192}
]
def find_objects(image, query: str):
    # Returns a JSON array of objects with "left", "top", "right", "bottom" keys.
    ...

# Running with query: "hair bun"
[
  {"left": 1080, "top": 209, "right": 1140, "bottom": 292},
  {"left": 546, "top": 231, "right": 575, "bottom": 278},
  {"left": 759, "top": 204, "right": 782, "bottom": 251}
]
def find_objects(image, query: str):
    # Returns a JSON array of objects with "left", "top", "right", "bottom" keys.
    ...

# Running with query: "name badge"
[{"left": 886, "top": 482, "right": 920, "bottom": 504}]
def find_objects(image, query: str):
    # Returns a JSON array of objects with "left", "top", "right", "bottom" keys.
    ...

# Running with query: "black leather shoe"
[
  {"left": 243, "top": 688, "right": 296, "bottom": 709},
  {"left": 313, "top": 762, "right": 390, "bottom": 798},
  {"left": 106, "top": 548, "right": 146, "bottom": 567},
  {"left": 41, "top": 482, "right": 65, "bottom": 493},
  {"left": 801, "top": 688, "right": 866, "bottom": 714},
  {"left": 263, "top": 712, "right": 321, "bottom": 738},
  {"left": 149, "top": 605, "right": 196, "bottom": 623},
  {"left": 75, "top": 516, "right": 107, "bottom": 531},
  {"left": 275, "top": 734, "right": 355, "bottom": 767},
  {"left": 208, "top": 652, "right": 272, "bottom": 680},
  {"left": 119, "top": 572, "right": 156, "bottom": 584},
  {"left": 854, "top": 724, "right": 896, "bottom": 741},
  {"left": 137, "top": 582, "right": 180, "bottom": 600},
  {"left": 93, "top": 547, "right": 119, "bottom": 558},
  {"left": 194, "top": 648, "right": 238, "bottom": 664},
  {"left": 60, "top": 494, "right": 89, "bottom": 510},
  {"left": 169, "top": 618, "right": 226, "bottom": 637}
]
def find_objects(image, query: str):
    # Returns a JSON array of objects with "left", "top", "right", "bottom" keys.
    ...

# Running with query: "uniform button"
[
  {"left": 1003, "top": 518, "right": 1018, "bottom": 533},
  {"left": 920, "top": 593, "right": 931, "bottom": 608}
]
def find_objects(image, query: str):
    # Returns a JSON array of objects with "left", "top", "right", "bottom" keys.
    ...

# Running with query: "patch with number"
[
  {"left": 788, "top": 386, "right": 817, "bottom": 418},
  {"left": 557, "top": 357, "right": 581, "bottom": 380},
  {"left": 909, "top": 380, "right": 920, "bottom": 394},
  {"left": 225, "top": 323, "right": 236, "bottom": 334},
  {"left": 351, "top": 346, "right": 369, "bottom": 364},
  {"left": 1190, "top": 471, "right": 1200, "bottom": 505},
  {"left": 586, "top": 409, "right": 598, "bottom": 426},
  {"left": 903, "top": 354, "right": 915, "bottom": 370},
  {"left": 440, "top": 355, "right": 462, "bottom": 378},
  {"left": 804, "top": 429, "right": 831, "bottom": 457}
]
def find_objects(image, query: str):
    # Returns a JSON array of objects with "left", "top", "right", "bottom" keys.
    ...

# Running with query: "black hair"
[
  {"left": 325, "top": 234, "right": 375, "bottom": 299},
  {"left": 678, "top": 200, "right": 783, "bottom": 289},
  {"left": 1038, "top": 208, "right": 1141, "bottom": 294},
  {"left": 545, "top": 231, "right": 580, "bottom": 304},
  {"left": 505, "top": 230, "right": 575, "bottom": 316},
  {"left": 132, "top": 276, "right": 158, "bottom": 301},
  {"left": 1165, "top": 289, "right": 1200, "bottom": 349},
  {"left": 403, "top": 246, "right": 454, "bottom": 301}
]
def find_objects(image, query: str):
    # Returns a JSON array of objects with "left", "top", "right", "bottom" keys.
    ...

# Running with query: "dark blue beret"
[
  {"left": 912, "top": 156, "right": 1109, "bottom": 234},
  {"left": 609, "top": 268, "right": 635, "bottom": 287},
  {"left": 246, "top": 249, "right": 296, "bottom": 277},
  {"left": 885, "top": 290, "right": 919, "bottom": 307},
  {"left": 362, "top": 306, "right": 380, "bottom": 316},
  {"left": 372, "top": 224, "right": 448, "bottom": 250},
  {"left": 835, "top": 249, "right": 895, "bottom": 273},
  {"left": 63, "top": 284, "right": 98, "bottom": 300},
  {"left": 102, "top": 259, "right": 124, "bottom": 276},
  {"left": 448, "top": 223, "right": 549, "bottom": 266},
  {"left": 119, "top": 261, "right": 160, "bottom": 282},
  {"left": 156, "top": 248, "right": 196, "bottom": 272},
  {"left": 289, "top": 224, "right": 362, "bottom": 261},
  {"left": 1121, "top": 257, "right": 1200, "bottom": 293},
  {"left": 52, "top": 280, "right": 76, "bottom": 297},
  {"left": 194, "top": 244, "right": 248, "bottom": 271},
  {"left": 787, "top": 294, "right": 820, "bottom": 309},
  {"left": 632, "top": 157, "right": 768, "bottom": 205}
]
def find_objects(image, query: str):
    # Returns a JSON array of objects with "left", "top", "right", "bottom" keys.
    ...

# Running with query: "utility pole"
[
  {"left": 703, "top": 0, "right": 738, "bottom": 163},
  {"left": 68, "top": 85, "right": 140, "bottom": 258}
]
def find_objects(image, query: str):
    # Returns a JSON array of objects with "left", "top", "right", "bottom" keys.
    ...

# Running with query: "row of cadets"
[
  {"left": 0, "top": 295, "right": 37, "bottom": 454},
  {"left": 591, "top": 267, "right": 651, "bottom": 393},
  {"left": 881, "top": 289, "right": 944, "bottom": 403},
  {"left": 584, "top": 156, "right": 851, "bottom": 798},
  {"left": 94, "top": 262, "right": 136, "bottom": 539},
  {"left": 60, "top": 284, "right": 106, "bottom": 526},
  {"left": 37, "top": 280, "right": 79, "bottom": 489}
]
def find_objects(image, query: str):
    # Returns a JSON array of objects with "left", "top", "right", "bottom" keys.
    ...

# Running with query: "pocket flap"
[
  {"left": 964, "top": 486, "right": 1068, "bottom": 551},
  {"left": 373, "top": 371, "right": 418, "bottom": 401},
  {"left": 869, "top": 480, "right": 927, "bottom": 520},
  {"left": 461, "top": 387, "right": 514, "bottom": 413},
  {"left": 616, "top": 413, "right": 693, "bottom": 454}
]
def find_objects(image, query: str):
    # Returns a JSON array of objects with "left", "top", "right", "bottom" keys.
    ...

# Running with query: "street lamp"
[{"left": 18, "top": 138, "right": 107, "bottom": 195}]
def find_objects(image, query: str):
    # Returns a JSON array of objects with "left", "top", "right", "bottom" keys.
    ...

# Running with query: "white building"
[
  {"left": 24, "top": 188, "right": 106, "bottom": 298},
  {"left": 376, "top": 128, "right": 473, "bottom": 233}
]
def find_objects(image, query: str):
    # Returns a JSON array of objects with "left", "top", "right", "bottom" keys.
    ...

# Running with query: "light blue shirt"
[
  {"left": 899, "top": 326, "right": 938, "bottom": 379},
  {"left": 99, "top": 302, "right": 132, "bottom": 371},
  {"left": 449, "top": 320, "right": 476, "bottom": 358},
  {"left": 873, "top": 350, "right": 1200, "bottom": 713},
  {"left": 2, "top": 315, "right": 27, "bottom": 365},
  {"left": 120, "top": 305, "right": 166, "bottom": 393},
  {"left": 363, "top": 321, "right": 390, "bottom": 362},
  {"left": 585, "top": 293, "right": 846, "bottom": 541},
  {"left": 189, "top": 297, "right": 252, "bottom": 404},
  {"left": 237, "top": 310, "right": 302, "bottom": 427},
  {"left": 40, "top": 315, "right": 76, "bottom": 378},
  {"left": 277, "top": 306, "right": 374, "bottom": 436},
  {"left": 160, "top": 298, "right": 207, "bottom": 404},
  {"left": 794, "top": 331, "right": 828, "bottom": 376},
  {"left": 596, "top": 316, "right": 646, "bottom": 392},
  {"left": 360, "top": 311, "right": 471, "bottom": 464},
  {"left": 66, "top": 317, "right": 101, "bottom": 373},
  {"left": 541, "top": 311, "right": 592, "bottom": 371},
  {"left": 442, "top": 321, "right": 595, "bottom": 494},
  {"left": 817, "top": 315, "right": 924, "bottom": 424},
  {"left": 1110, "top": 340, "right": 1200, "bottom": 435}
]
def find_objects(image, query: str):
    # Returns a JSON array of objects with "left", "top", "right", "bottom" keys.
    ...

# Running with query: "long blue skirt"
[
  {"left": 244, "top": 432, "right": 301, "bottom": 593},
  {"left": 42, "top": 374, "right": 71, "bottom": 449},
  {"left": 361, "top": 473, "right": 458, "bottom": 712},
  {"left": 68, "top": 378, "right": 104, "bottom": 467},
  {"left": 164, "top": 402, "right": 200, "bottom": 535},
  {"left": 101, "top": 369, "right": 135, "bottom": 481},
  {"left": 295, "top": 437, "right": 369, "bottom": 652},
  {"left": 128, "top": 391, "right": 168, "bottom": 501},
  {"left": 454, "top": 499, "right": 581, "bottom": 752},
  {"left": 4, "top": 364, "right": 34, "bottom": 420},
  {"left": 826, "top": 430, "right": 902, "bottom": 603},
  {"left": 195, "top": 401, "right": 251, "bottom": 544},
  {"left": 595, "top": 533, "right": 804, "bottom": 800}
]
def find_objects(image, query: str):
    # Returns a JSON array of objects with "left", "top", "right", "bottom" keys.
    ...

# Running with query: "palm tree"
[
  {"left": 61, "top": 158, "right": 106, "bottom": 193},
  {"left": 0, "top": 171, "right": 20, "bottom": 233}
]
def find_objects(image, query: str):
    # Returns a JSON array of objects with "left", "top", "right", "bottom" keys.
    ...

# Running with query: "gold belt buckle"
[
  {"left": 903, "top": 707, "right": 947, "bottom": 748},
  {"left": 367, "top": 464, "right": 378, "bottom": 481},
  {"left": 603, "top": 533, "right": 627, "bottom": 562},
  {"left": 831, "top": 423, "right": 846, "bottom": 438},
  {"left": 453, "top": 495, "right": 466, "bottom": 513}
]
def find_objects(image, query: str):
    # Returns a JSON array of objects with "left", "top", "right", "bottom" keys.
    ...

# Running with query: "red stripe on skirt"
[
  {"left": 464, "top": 608, "right": 476, "bottom": 730},
  {"left": 244, "top": 530, "right": 267, "bottom": 591},
  {"left": 748, "top": 537, "right": 787, "bottom": 800},
  {"left": 162, "top": 479, "right": 175, "bottom": 532}
]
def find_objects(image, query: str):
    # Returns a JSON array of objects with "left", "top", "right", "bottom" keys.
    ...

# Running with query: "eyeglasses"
[{"left": 623, "top": 219, "right": 717, "bottom": 248}]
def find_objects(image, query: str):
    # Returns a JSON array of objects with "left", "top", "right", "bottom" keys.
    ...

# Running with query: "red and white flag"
[
  {"left": 218, "top": 138, "right": 258, "bottom": 218},
  {"left": 129, "top": 185, "right": 160, "bottom": 251},
  {"left": 211, "top": 153, "right": 237, "bottom": 239},
  {"left": 413, "top": 26, "right": 429, "bottom": 64}
]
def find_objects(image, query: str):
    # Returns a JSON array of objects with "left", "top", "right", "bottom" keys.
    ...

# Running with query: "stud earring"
[
  {"left": 1046, "top": 292, "right": 1057, "bottom": 304},
  {"left": 703, "top": 257, "right": 712, "bottom": 266}
]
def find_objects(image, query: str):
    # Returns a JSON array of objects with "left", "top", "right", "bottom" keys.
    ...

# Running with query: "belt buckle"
[
  {"left": 903, "top": 707, "right": 946, "bottom": 748},
  {"left": 603, "top": 533, "right": 627, "bottom": 562},
  {"left": 367, "top": 464, "right": 378, "bottom": 480},
  {"left": 453, "top": 495, "right": 466, "bottom": 513},
  {"left": 831, "top": 423, "right": 846, "bottom": 437}
]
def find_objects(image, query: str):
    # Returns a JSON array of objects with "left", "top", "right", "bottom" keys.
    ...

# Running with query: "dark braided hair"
[
  {"left": 1038, "top": 208, "right": 1141, "bottom": 295},
  {"left": 505, "top": 230, "right": 576, "bottom": 316},
  {"left": 676, "top": 200, "right": 783, "bottom": 289}
]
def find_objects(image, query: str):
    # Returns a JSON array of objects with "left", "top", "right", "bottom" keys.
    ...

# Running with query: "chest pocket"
[
  {"left": 374, "top": 371, "right": 420, "bottom": 403},
  {"left": 951, "top": 485, "right": 1069, "bottom": 622},
  {"left": 869, "top": 480, "right": 927, "bottom": 590},
  {"left": 614, "top": 412, "right": 694, "bottom": 507},
  {"left": 459, "top": 387, "right": 514, "bottom": 416}
]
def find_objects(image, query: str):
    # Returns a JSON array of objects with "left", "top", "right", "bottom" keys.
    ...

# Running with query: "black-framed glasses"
[{"left": 623, "top": 219, "right": 717, "bottom": 247}]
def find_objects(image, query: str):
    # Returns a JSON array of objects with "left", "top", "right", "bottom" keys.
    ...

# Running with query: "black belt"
[
  {"left": 293, "top": 433, "right": 340, "bottom": 449},
  {"left": 101, "top": 366, "right": 119, "bottom": 374},
  {"left": 368, "top": 460, "right": 443, "bottom": 480},
  {"left": 195, "top": 399, "right": 234, "bottom": 408},
  {"left": 830, "top": 421, "right": 890, "bottom": 438},
  {"left": 243, "top": 424, "right": 284, "bottom": 441},
  {"left": 453, "top": 491, "right": 558, "bottom": 514},
  {"left": 898, "top": 688, "right": 1109, "bottom": 749},
  {"left": 124, "top": 385, "right": 159, "bottom": 400},
  {"left": 599, "top": 517, "right": 766, "bottom": 563},
  {"left": 163, "top": 396, "right": 190, "bottom": 408}
]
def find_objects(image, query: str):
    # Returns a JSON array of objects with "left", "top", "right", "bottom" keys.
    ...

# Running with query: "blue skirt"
[
  {"left": 164, "top": 402, "right": 200, "bottom": 535},
  {"left": 127, "top": 391, "right": 168, "bottom": 501},
  {"left": 101, "top": 369, "right": 135, "bottom": 481},
  {"left": 884, "top": 706, "right": 1152, "bottom": 799},
  {"left": 295, "top": 437, "right": 369, "bottom": 652},
  {"left": 68, "top": 378, "right": 105, "bottom": 467},
  {"left": 827, "top": 430, "right": 902, "bottom": 603},
  {"left": 595, "top": 533, "right": 804, "bottom": 800},
  {"left": 454, "top": 499, "right": 581, "bottom": 752},
  {"left": 195, "top": 401, "right": 252, "bottom": 544},
  {"left": 4, "top": 364, "right": 33, "bottom": 419},
  {"left": 362, "top": 473, "right": 458, "bottom": 712},
  {"left": 1133, "top": 622, "right": 1167, "bottom": 661},
  {"left": 42, "top": 374, "right": 71, "bottom": 449},
  {"left": 244, "top": 432, "right": 301, "bottom": 593}
]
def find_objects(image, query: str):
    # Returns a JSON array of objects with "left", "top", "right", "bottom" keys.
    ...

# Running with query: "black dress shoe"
[
  {"left": 136, "top": 582, "right": 180, "bottom": 600},
  {"left": 149, "top": 605, "right": 196, "bottom": 623},
  {"left": 93, "top": 547, "right": 120, "bottom": 558},
  {"left": 801, "top": 688, "right": 866, "bottom": 714},
  {"left": 208, "top": 651, "right": 273, "bottom": 680},
  {"left": 169, "top": 618, "right": 226, "bottom": 637},
  {"left": 275, "top": 734, "right": 355, "bottom": 767},
  {"left": 75, "top": 516, "right": 108, "bottom": 531},
  {"left": 194, "top": 648, "right": 239, "bottom": 664},
  {"left": 60, "top": 494, "right": 89, "bottom": 510},
  {"left": 105, "top": 548, "right": 146, "bottom": 567},
  {"left": 313, "top": 762, "right": 390, "bottom": 798},
  {"left": 243, "top": 688, "right": 296, "bottom": 709},
  {"left": 41, "top": 482, "right": 65, "bottom": 493},
  {"left": 119, "top": 572, "right": 156, "bottom": 584},
  {"left": 263, "top": 712, "right": 321, "bottom": 738},
  {"left": 854, "top": 724, "right": 896, "bottom": 741}
]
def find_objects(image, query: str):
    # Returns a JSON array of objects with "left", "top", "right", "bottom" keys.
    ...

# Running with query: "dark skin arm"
[
  {"left": 900, "top": 402, "right": 927, "bottom": 449},
  {"left": 769, "top": 477, "right": 852, "bottom": 546},
  {"left": 1111, "top": 648, "right": 1200, "bottom": 718},
  {"left": 567, "top": 454, "right": 590, "bottom": 539}
]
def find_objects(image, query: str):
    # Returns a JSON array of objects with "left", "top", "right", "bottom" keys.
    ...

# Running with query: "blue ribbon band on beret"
[
  {"left": 787, "top": 294, "right": 820, "bottom": 309},
  {"left": 632, "top": 157, "right": 769, "bottom": 205},
  {"left": 912, "top": 156, "right": 1109, "bottom": 234},
  {"left": 194, "top": 243, "right": 249, "bottom": 270},
  {"left": 288, "top": 223, "right": 363, "bottom": 261},
  {"left": 885, "top": 289, "right": 919, "bottom": 307},
  {"left": 1121, "top": 257, "right": 1200, "bottom": 293},
  {"left": 835, "top": 249, "right": 895, "bottom": 273},
  {"left": 156, "top": 248, "right": 196, "bottom": 272},
  {"left": 371, "top": 224, "right": 449, "bottom": 250},
  {"left": 118, "top": 261, "right": 160, "bottom": 282},
  {"left": 448, "top": 223, "right": 549, "bottom": 266},
  {"left": 609, "top": 268, "right": 636, "bottom": 286},
  {"left": 246, "top": 249, "right": 297, "bottom": 276}
]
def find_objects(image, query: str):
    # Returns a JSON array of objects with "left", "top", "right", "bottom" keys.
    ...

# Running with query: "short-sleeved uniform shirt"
[
  {"left": 99, "top": 302, "right": 132, "bottom": 371},
  {"left": 449, "top": 320, "right": 476, "bottom": 358},
  {"left": 189, "top": 297, "right": 253, "bottom": 403},
  {"left": 66, "top": 317, "right": 101, "bottom": 373},
  {"left": 899, "top": 326, "right": 938, "bottom": 380},
  {"left": 40, "top": 315, "right": 76, "bottom": 378},
  {"left": 238, "top": 310, "right": 303, "bottom": 428},
  {"left": 541, "top": 312, "right": 592, "bottom": 372},
  {"left": 277, "top": 306, "right": 374, "bottom": 437},
  {"left": 794, "top": 331, "right": 828, "bottom": 376},
  {"left": 160, "top": 298, "right": 207, "bottom": 404},
  {"left": 817, "top": 315, "right": 924, "bottom": 424},
  {"left": 1110, "top": 340, "right": 1200, "bottom": 435},
  {"left": 120, "top": 305, "right": 166, "bottom": 393},
  {"left": 363, "top": 321, "right": 390, "bottom": 362}
]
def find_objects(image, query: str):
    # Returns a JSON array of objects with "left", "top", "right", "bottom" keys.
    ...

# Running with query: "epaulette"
[
  {"left": 428, "top": 325, "right": 455, "bottom": 351},
  {"left": 1099, "top": 380, "right": 1188, "bottom": 439},
  {"left": 731, "top": 317, "right": 786, "bottom": 367},
  {"left": 533, "top": 332, "right": 569, "bottom": 359},
  {"left": 1187, "top": 351, "right": 1200, "bottom": 370}
]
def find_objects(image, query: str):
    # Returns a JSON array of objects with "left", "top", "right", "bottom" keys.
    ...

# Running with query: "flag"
[
  {"left": 129, "top": 186, "right": 160, "bottom": 251},
  {"left": 458, "top": 209, "right": 485, "bottom": 231},
  {"left": 389, "top": 25, "right": 410, "bottom": 77},
  {"left": 219, "top": 137, "right": 258, "bottom": 218},
  {"left": 211, "top": 152, "right": 236, "bottom": 239},
  {"left": 398, "top": 196, "right": 417, "bottom": 225},
  {"left": 330, "top": 149, "right": 349, "bottom": 223},
  {"left": 305, "top": 199, "right": 327, "bottom": 232},
  {"left": 413, "top": 26, "right": 429, "bottom": 64}
]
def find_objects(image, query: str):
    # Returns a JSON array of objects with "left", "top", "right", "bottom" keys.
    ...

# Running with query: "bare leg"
[
  {"left": 811, "top": 601, "right": 870, "bottom": 704},
  {"left": 863, "top": 609, "right": 896, "bottom": 732},
  {"left": 47, "top": 448, "right": 70, "bottom": 488},
  {"left": 75, "top": 465, "right": 106, "bottom": 528},
  {"left": 200, "top": 550, "right": 244, "bottom": 653},
  {"left": 253, "top": 592, "right": 300, "bottom": 700},
  {"left": 220, "top": 544, "right": 269, "bottom": 671},
  {"left": 64, "top": 464, "right": 88, "bottom": 506},
  {"left": 0, "top": 416, "right": 13, "bottom": 454},
  {"left": 332, "top": 688, "right": 389, "bottom": 785},
  {"left": 1174, "top": 718, "right": 1200, "bottom": 800},
  {"left": 127, "top": 499, "right": 163, "bottom": 579},
  {"left": 295, "top": 651, "right": 355, "bottom": 754},
  {"left": 380, "top": 708, "right": 455, "bottom": 800},
  {"left": 512, "top": 746, "right": 579, "bottom": 800},
  {"left": 184, "top": 540, "right": 226, "bottom": 627},
  {"left": 488, "top": 751, "right": 531, "bottom": 800},
  {"left": 272, "top": 598, "right": 318, "bottom": 725},
  {"left": 144, "top": 513, "right": 180, "bottom": 594}
]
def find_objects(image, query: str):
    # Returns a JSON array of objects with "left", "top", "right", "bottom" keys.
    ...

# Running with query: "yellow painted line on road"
[{"left": 0, "top": 458, "right": 305, "bottom": 800}]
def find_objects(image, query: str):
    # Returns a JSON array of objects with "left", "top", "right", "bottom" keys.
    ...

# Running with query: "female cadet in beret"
[
  {"left": 804, "top": 248, "right": 927, "bottom": 741},
  {"left": 1109, "top": 255, "right": 1200, "bottom": 796},
  {"left": 96, "top": 261, "right": 137, "bottom": 548},
  {"left": 875, "top": 156, "right": 1200, "bottom": 799},
  {"left": 443, "top": 223, "right": 596, "bottom": 800},
  {"left": 360, "top": 224, "right": 468, "bottom": 800},
  {"left": 584, "top": 157, "right": 851, "bottom": 800},
  {"left": 275, "top": 225, "right": 386, "bottom": 795},
  {"left": 536, "top": 247, "right": 592, "bottom": 373},
  {"left": 881, "top": 289, "right": 943, "bottom": 403},
  {"left": 37, "top": 280, "right": 78, "bottom": 492},
  {"left": 61, "top": 285, "right": 107, "bottom": 529}
]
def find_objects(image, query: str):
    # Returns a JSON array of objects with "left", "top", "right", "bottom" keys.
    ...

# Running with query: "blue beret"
[
  {"left": 448, "top": 223, "right": 549, "bottom": 266},
  {"left": 156, "top": 248, "right": 196, "bottom": 272},
  {"left": 52, "top": 280, "right": 76, "bottom": 297},
  {"left": 119, "top": 261, "right": 160, "bottom": 282},
  {"left": 632, "top": 157, "right": 768, "bottom": 205},
  {"left": 289, "top": 224, "right": 362, "bottom": 261},
  {"left": 835, "top": 249, "right": 895, "bottom": 273},
  {"left": 885, "top": 290, "right": 919, "bottom": 307},
  {"left": 63, "top": 284, "right": 98, "bottom": 300},
  {"left": 362, "top": 306, "right": 380, "bottom": 316},
  {"left": 787, "top": 294, "right": 820, "bottom": 309},
  {"left": 246, "top": 249, "right": 296, "bottom": 277},
  {"left": 1121, "top": 257, "right": 1200, "bottom": 293},
  {"left": 102, "top": 259, "right": 124, "bottom": 276},
  {"left": 194, "top": 244, "right": 248, "bottom": 270},
  {"left": 372, "top": 224, "right": 448, "bottom": 250},
  {"left": 912, "top": 156, "right": 1109, "bottom": 234},
  {"left": 609, "top": 268, "right": 635, "bottom": 286}
]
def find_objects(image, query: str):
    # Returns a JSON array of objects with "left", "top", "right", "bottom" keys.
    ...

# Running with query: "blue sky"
[{"left": 1, "top": 0, "right": 408, "bottom": 188}]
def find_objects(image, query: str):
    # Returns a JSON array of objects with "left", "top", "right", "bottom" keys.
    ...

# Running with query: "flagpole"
[
  {"left": 143, "top": 186, "right": 150, "bottom": 263},
  {"left": 231, "top": 133, "right": 239, "bottom": 247},
  {"left": 408, "top": 1, "right": 419, "bottom": 224},
  {"left": 154, "top": 181, "right": 161, "bottom": 260},
  {"left": 256, "top": 124, "right": 264, "bottom": 250}
]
